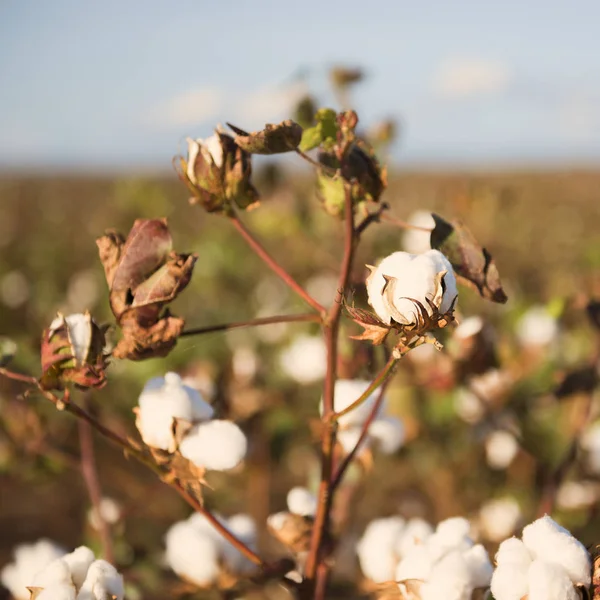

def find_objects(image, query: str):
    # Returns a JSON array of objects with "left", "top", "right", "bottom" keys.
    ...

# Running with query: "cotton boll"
[
  {"left": 32, "top": 558, "right": 73, "bottom": 589},
  {"left": 267, "top": 512, "right": 288, "bottom": 531},
  {"left": 36, "top": 585, "right": 77, "bottom": 600},
  {"left": 485, "top": 430, "right": 519, "bottom": 470},
  {"left": 1, "top": 539, "right": 65, "bottom": 600},
  {"left": 557, "top": 480, "right": 600, "bottom": 510},
  {"left": 402, "top": 211, "right": 434, "bottom": 254},
  {"left": 395, "top": 543, "right": 434, "bottom": 583},
  {"left": 395, "top": 518, "right": 433, "bottom": 558},
  {"left": 428, "top": 517, "right": 473, "bottom": 559},
  {"left": 279, "top": 335, "right": 327, "bottom": 384},
  {"left": 517, "top": 306, "right": 559, "bottom": 348},
  {"left": 419, "top": 550, "right": 472, "bottom": 600},
  {"left": 527, "top": 559, "right": 579, "bottom": 600},
  {"left": 490, "top": 563, "right": 530, "bottom": 600},
  {"left": 454, "top": 388, "right": 485, "bottom": 423},
  {"left": 479, "top": 498, "right": 521, "bottom": 542},
  {"left": 287, "top": 487, "right": 317, "bottom": 517},
  {"left": 463, "top": 544, "right": 493, "bottom": 588},
  {"left": 369, "top": 416, "right": 405, "bottom": 454},
  {"left": 330, "top": 379, "right": 385, "bottom": 428},
  {"left": 179, "top": 420, "right": 247, "bottom": 471},
  {"left": 76, "top": 559, "right": 124, "bottom": 600},
  {"left": 366, "top": 250, "right": 457, "bottom": 325},
  {"left": 522, "top": 515, "right": 591, "bottom": 586},
  {"left": 165, "top": 521, "right": 220, "bottom": 587},
  {"left": 49, "top": 313, "right": 92, "bottom": 364},
  {"left": 357, "top": 517, "right": 406, "bottom": 582},
  {"left": 88, "top": 498, "right": 122, "bottom": 531},
  {"left": 136, "top": 372, "right": 214, "bottom": 451},
  {"left": 454, "top": 316, "right": 484, "bottom": 339},
  {"left": 63, "top": 546, "right": 95, "bottom": 590},
  {"left": 495, "top": 537, "right": 532, "bottom": 567}
]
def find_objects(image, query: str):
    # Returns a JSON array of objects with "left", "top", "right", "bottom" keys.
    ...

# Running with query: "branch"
[
  {"left": 304, "top": 183, "right": 356, "bottom": 589},
  {"left": 0, "top": 370, "right": 265, "bottom": 568},
  {"left": 229, "top": 212, "right": 326, "bottom": 315},
  {"left": 181, "top": 313, "right": 320, "bottom": 337},
  {"left": 355, "top": 202, "right": 389, "bottom": 237},
  {"left": 332, "top": 355, "right": 397, "bottom": 421},
  {"left": 294, "top": 148, "right": 337, "bottom": 176}
]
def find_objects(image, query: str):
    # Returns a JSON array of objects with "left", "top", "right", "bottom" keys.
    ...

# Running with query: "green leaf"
[{"left": 298, "top": 108, "right": 338, "bottom": 152}]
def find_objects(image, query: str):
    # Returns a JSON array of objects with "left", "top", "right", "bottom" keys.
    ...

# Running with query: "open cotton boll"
[
  {"left": 36, "top": 585, "right": 77, "bottom": 600},
  {"left": 369, "top": 416, "right": 405, "bottom": 454},
  {"left": 76, "top": 559, "right": 124, "bottom": 600},
  {"left": 490, "top": 563, "right": 530, "bottom": 600},
  {"left": 485, "top": 430, "right": 519, "bottom": 470},
  {"left": 62, "top": 546, "right": 95, "bottom": 590},
  {"left": 454, "top": 388, "right": 485, "bottom": 424},
  {"left": 495, "top": 537, "right": 532, "bottom": 567},
  {"left": 454, "top": 316, "right": 484, "bottom": 339},
  {"left": 32, "top": 558, "right": 73, "bottom": 589},
  {"left": 402, "top": 211, "right": 435, "bottom": 254},
  {"left": 279, "top": 335, "right": 327, "bottom": 384},
  {"left": 479, "top": 498, "right": 521, "bottom": 542},
  {"left": 88, "top": 497, "right": 122, "bottom": 531},
  {"left": 366, "top": 250, "right": 458, "bottom": 325},
  {"left": 527, "top": 559, "right": 579, "bottom": 600},
  {"left": 329, "top": 379, "right": 385, "bottom": 428},
  {"left": 50, "top": 313, "right": 92, "bottom": 364},
  {"left": 463, "top": 544, "right": 493, "bottom": 588},
  {"left": 1, "top": 539, "right": 66, "bottom": 600},
  {"left": 165, "top": 520, "right": 220, "bottom": 587},
  {"left": 419, "top": 550, "right": 473, "bottom": 600},
  {"left": 287, "top": 487, "right": 317, "bottom": 517},
  {"left": 517, "top": 306, "right": 559, "bottom": 347},
  {"left": 556, "top": 480, "right": 600, "bottom": 510},
  {"left": 267, "top": 512, "right": 288, "bottom": 531},
  {"left": 136, "top": 372, "right": 214, "bottom": 451},
  {"left": 394, "top": 518, "right": 433, "bottom": 558},
  {"left": 337, "top": 427, "right": 370, "bottom": 454},
  {"left": 357, "top": 517, "right": 406, "bottom": 582},
  {"left": 427, "top": 517, "right": 473, "bottom": 558},
  {"left": 180, "top": 420, "right": 247, "bottom": 471},
  {"left": 522, "top": 515, "right": 591, "bottom": 586},
  {"left": 395, "top": 543, "right": 434, "bottom": 583}
]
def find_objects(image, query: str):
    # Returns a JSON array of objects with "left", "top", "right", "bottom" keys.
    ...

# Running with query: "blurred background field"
[{"left": 2, "top": 1, "right": 600, "bottom": 598}]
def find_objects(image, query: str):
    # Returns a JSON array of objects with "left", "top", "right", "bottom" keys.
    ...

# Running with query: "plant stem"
[
  {"left": 294, "top": 149, "right": 337, "bottom": 176},
  {"left": 78, "top": 405, "right": 115, "bottom": 564},
  {"left": 332, "top": 355, "right": 397, "bottom": 421},
  {"left": 304, "top": 184, "right": 356, "bottom": 591},
  {"left": 0, "top": 370, "right": 265, "bottom": 568},
  {"left": 381, "top": 213, "right": 433, "bottom": 232},
  {"left": 229, "top": 213, "right": 326, "bottom": 315},
  {"left": 181, "top": 312, "right": 320, "bottom": 337}
]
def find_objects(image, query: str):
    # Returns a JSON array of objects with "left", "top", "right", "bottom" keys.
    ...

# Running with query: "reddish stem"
[
  {"left": 304, "top": 184, "right": 355, "bottom": 592},
  {"left": 181, "top": 312, "right": 320, "bottom": 337},
  {"left": 229, "top": 213, "right": 326, "bottom": 315}
]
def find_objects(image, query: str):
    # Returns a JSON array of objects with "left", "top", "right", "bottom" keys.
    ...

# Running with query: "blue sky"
[{"left": 1, "top": 0, "right": 600, "bottom": 170}]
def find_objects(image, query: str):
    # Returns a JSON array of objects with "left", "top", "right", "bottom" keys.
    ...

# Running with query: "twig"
[
  {"left": 229, "top": 212, "right": 326, "bottom": 315},
  {"left": 304, "top": 183, "right": 356, "bottom": 591},
  {"left": 181, "top": 313, "right": 320, "bottom": 337},
  {"left": 78, "top": 403, "right": 114, "bottom": 563},
  {"left": 0, "top": 370, "right": 264, "bottom": 568},
  {"left": 355, "top": 202, "right": 389, "bottom": 237},
  {"left": 332, "top": 355, "right": 397, "bottom": 421},
  {"left": 294, "top": 148, "right": 338, "bottom": 176},
  {"left": 381, "top": 213, "right": 433, "bottom": 232}
]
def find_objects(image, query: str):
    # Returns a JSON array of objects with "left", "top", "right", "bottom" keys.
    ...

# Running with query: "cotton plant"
[
  {"left": 322, "top": 379, "right": 405, "bottom": 456},
  {"left": 356, "top": 515, "right": 493, "bottom": 600},
  {"left": 1, "top": 539, "right": 66, "bottom": 600},
  {"left": 26, "top": 545, "right": 123, "bottom": 600},
  {"left": 491, "top": 515, "right": 591, "bottom": 600},
  {"left": 360, "top": 249, "right": 458, "bottom": 352},
  {"left": 165, "top": 513, "right": 258, "bottom": 589},
  {"left": 87, "top": 498, "right": 122, "bottom": 532},
  {"left": 485, "top": 430, "right": 519, "bottom": 470},
  {"left": 516, "top": 305, "right": 560, "bottom": 349},
  {"left": 134, "top": 372, "right": 247, "bottom": 472}
]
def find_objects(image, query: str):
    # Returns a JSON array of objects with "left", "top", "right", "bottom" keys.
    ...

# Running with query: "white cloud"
[
  {"left": 432, "top": 59, "right": 512, "bottom": 99},
  {"left": 148, "top": 87, "right": 223, "bottom": 127}
]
